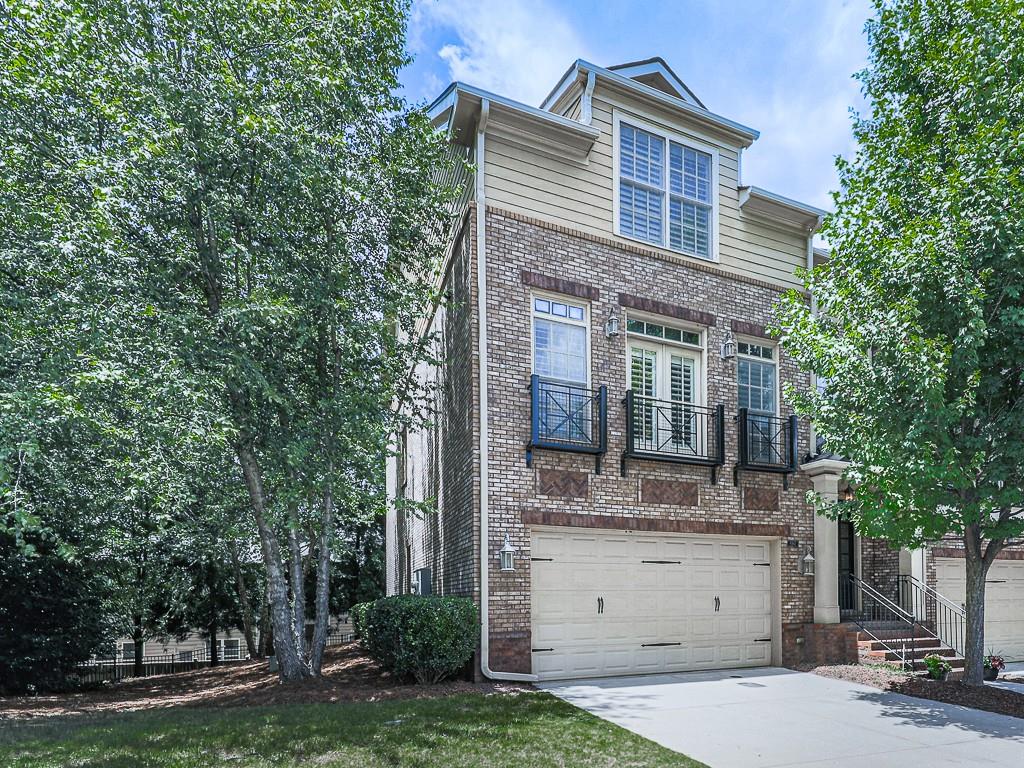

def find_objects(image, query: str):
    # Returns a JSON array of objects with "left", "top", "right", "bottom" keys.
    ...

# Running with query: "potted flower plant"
[
  {"left": 983, "top": 654, "right": 1005, "bottom": 682},
  {"left": 923, "top": 653, "right": 952, "bottom": 681}
]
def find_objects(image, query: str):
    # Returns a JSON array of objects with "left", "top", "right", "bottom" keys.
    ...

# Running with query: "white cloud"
[
  {"left": 411, "top": 0, "right": 596, "bottom": 106},
  {"left": 735, "top": 1, "right": 870, "bottom": 214}
]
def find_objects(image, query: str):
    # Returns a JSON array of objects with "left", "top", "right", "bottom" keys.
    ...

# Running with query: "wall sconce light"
[
  {"left": 499, "top": 534, "right": 517, "bottom": 572},
  {"left": 604, "top": 310, "right": 621, "bottom": 338},
  {"left": 801, "top": 548, "right": 816, "bottom": 577},
  {"left": 720, "top": 329, "right": 737, "bottom": 360}
]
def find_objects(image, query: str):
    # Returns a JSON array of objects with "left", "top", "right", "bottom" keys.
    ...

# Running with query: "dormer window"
[{"left": 615, "top": 114, "right": 718, "bottom": 261}]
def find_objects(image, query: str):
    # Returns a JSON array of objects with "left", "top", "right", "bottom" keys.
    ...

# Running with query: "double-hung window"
[
  {"left": 737, "top": 341, "right": 779, "bottom": 464},
  {"left": 618, "top": 118, "right": 715, "bottom": 260},
  {"left": 532, "top": 295, "right": 590, "bottom": 444},
  {"left": 627, "top": 318, "right": 703, "bottom": 456}
]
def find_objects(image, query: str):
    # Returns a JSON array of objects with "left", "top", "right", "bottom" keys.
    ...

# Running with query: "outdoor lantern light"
[
  {"left": 801, "top": 549, "right": 816, "bottom": 577},
  {"left": 604, "top": 310, "right": 621, "bottom": 338},
  {"left": 499, "top": 534, "right": 517, "bottom": 572},
  {"left": 720, "top": 329, "right": 737, "bottom": 360}
]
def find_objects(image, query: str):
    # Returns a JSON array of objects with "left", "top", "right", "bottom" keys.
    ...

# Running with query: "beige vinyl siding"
[{"left": 483, "top": 84, "right": 808, "bottom": 289}]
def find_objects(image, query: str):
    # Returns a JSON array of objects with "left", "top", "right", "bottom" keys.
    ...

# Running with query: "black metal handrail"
[
  {"left": 621, "top": 392, "right": 724, "bottom": 480},
  {"left": 897, "top": 574, "right": 965, "bottom": 656},
  {"left": 843, "top": 573, "right": 942, "bottom": 671},
  {"left": 526, "top": 374, "right": 607, "bottom": 473}
]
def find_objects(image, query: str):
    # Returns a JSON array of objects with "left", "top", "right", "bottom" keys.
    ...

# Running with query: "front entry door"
[{"left": 838, "top": 520, "right": 856, "bottom": 612}]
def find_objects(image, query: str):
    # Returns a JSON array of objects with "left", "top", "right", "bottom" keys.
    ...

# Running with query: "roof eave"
[{"left": 738, "top": 186, "right": 827, "bottom": 231}]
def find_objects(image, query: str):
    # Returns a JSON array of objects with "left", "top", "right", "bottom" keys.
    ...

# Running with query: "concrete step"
[
  {"left": 866, "top": 646, "right": 956, "bottom": 662},
  {"left": 860, "top": 637, "right": 942, "bottom": 652},
  {"left": 854, "top": 626, "right": 936, "bottom": 642},
  {"left": 910, "top": 656, "right": 965, "bottom": 671}
]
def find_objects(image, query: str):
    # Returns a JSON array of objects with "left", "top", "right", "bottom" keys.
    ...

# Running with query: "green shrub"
[
  {"left": 350, "top": 601, "right": 372, "bottom": 639},
  {"left": 358, "top": 595, "right": 477, "bottom": 684}
]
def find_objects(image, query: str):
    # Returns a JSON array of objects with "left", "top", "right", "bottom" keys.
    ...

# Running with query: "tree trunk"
[
  {"left": 286, "top": 502, "right": 307, "bottom": 663},
  {"left": 961, "top": 525, "right": 1004, "bottom": 686},
  {"left": 209, "top": 622, "right": 219, "bottom": 667},
  {"left": 309, "top": 485, "right": 335, "bottom": 675},
  {"left": 230, "top": 540, "right": 260, "bottom": 659},
  {"left": 132, "top": 614, "right": 144, "bottom": 677},
  {"left": 235, "top": 440, "right": 310, "bottom": 680},
  {"left": 257, "top": 598, "right": 272, "bottom": 658}
]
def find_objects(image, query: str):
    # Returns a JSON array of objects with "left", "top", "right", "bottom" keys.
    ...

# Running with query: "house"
[{"left": 386, "top": 57, "right": 1023, "bottom": 681}]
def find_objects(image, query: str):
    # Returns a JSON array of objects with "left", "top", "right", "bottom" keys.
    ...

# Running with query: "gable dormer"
[{"left": 607, "top": 58, "right": 705, "bottom": 108}]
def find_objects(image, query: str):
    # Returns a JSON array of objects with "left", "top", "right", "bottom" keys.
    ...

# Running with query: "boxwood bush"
[
  {"left": 357, "top": 595, "right": 477, "bottom": 684},
  {"left": 350, "top": 601, "right": 372, "bottom": 639}
]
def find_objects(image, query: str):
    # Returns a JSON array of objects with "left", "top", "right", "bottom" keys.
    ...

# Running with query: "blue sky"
[{"left": 401, "top": 0, "right": 873, "bottom": 213}]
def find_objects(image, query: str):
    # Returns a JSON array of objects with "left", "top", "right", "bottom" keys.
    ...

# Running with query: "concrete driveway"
[{"left": 539, "top": 668, "right": 1024, "bottom": 767}]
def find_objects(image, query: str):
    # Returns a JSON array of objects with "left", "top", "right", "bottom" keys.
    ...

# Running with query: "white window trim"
[
  {"left": 612, "top": 110, "right": 721, "bottom": 263},
  {"left": 736, "top": 337, "right": 780, "bottom": 417},
  {"left": 624, "top": 312, "right": 707, "bottom": 407},
  {"left": 529, "top": 290, "right": 591, "bottom": 387}
]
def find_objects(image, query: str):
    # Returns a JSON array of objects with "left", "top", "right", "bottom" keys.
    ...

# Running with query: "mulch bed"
[
  {"left": 806, "top": 663, "right": 1024, "bottom": 720},
  {"left": 0, "top": 643, "right": 525, "bottom": 720}
]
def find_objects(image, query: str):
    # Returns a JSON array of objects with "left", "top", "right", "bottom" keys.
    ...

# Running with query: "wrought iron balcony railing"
[
  {"left": 734, "top": 408, "right": 798, "bottom": 487},
  {"left": 526, "top": 374, "right": 607, "bottom": 473},
  {"left": 621, "top": 392, "right": 724, "bottom": 481}
]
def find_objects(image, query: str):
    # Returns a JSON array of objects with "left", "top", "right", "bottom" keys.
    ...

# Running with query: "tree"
[
  {"left": 773, "top": 0, "right": 1024, "bottom": 685},
  {"left": 0, "top": 528, "right": 112, "bottom": 694},
  {"left": 1, "top": 0, "right": 459, "bottom": 681}
]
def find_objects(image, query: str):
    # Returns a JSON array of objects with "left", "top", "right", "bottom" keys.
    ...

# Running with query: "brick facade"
[{"left": 394, "top": 205, "right": 904, "bottom": 677}]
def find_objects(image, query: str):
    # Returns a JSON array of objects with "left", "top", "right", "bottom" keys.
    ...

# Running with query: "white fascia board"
[
  {"left": 576, "top": 60, "right": 760, "bottom": 145},
  {"left": 432, "top": 82, "right": 600, "bottom": 157},
  {"left": 540, "top": 59, "right": 585, "bottom": 111},
  {"left": 739, "top": 185, "right": 828, "bottom": 230}
]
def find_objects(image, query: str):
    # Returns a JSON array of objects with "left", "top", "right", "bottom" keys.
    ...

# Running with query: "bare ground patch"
[{"left": 0, "top": 643, "right": 524, "bottom": 720}]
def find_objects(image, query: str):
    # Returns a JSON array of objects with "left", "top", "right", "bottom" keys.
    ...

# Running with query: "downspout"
[
  {"left": 475, "top": 98, "right": 538, "bottom": 682},
  {"left": 580, "top": 70, "right": 596, "bottom": 125}
]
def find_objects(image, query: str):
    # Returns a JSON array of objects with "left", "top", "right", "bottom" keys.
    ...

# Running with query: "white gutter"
[{"left": 475, "top": 99, "right": 538, "bottom": 683}]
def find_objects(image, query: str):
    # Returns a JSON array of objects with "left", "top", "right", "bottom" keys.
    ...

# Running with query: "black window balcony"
[
  {"left": 735, "top": 408, "right": 798, "bottom": 487},
  {"left": 526, "top": 374, "right": 607, "bottom": 473},
  {"left": 621, "top": 392, "right": 725, "bottom": 481}
]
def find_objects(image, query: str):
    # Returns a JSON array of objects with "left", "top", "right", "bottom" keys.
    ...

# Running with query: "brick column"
[{"left": 802, "top": 458, "right": 848, "bottom": 624}]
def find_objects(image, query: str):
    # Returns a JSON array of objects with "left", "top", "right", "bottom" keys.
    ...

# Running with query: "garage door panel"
[
  {"left": 934, "top": 557, "right": 1024, "bottom": 662},
  {"left": 530, "top": 528, "right": 775, "bottom": 680}
]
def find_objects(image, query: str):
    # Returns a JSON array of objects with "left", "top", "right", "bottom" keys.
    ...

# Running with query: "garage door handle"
[
  {"left": 597, "top": 596, "right": 604, "bottom": 614},
  {"left": 641, "top": 642, "right": 682, "bottom": 647},
  {"left": 754, "top": 638, "right": 772, "bottom": 642},
  {"left": 714, "top": 596, "right": 720, "bottom": 612}
]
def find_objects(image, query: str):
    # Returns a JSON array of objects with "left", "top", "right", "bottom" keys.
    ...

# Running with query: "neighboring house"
[
  {"left": 386, "top": 57, "right": 1023, "bottom": 682},
  {"left": 107, "top": 614, "right": 355, "bottom": 663}
]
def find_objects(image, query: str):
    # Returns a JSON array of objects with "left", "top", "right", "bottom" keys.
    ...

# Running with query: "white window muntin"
[
  {"left": 531, "top": 292, "right": 590, "bottom": 386},
  {"left": 737, "top": 338, "right": 778, "bottom": 416},
  {"left": 613, "top": 111, "right": 720, "bottom": 262}
]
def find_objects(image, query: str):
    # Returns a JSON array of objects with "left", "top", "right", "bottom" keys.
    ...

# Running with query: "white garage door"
[
  {"left": 935, "top": 557, "right": 1024, "bottom": 662},
  {"left": 530, "top": 528, "right": 774, "bottom": 680}
]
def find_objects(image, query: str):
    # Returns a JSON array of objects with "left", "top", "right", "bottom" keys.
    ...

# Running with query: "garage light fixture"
[
  {"left": 499, "top": 534, "right": 517, "bottom": 572},
  {"left": 801, "top": 548, "right": 815, "bottom": 577}
]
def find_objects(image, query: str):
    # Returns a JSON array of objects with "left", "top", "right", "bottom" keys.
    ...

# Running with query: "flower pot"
[{"left": 983, "top": 667, "right": 999, "bottom": 682}]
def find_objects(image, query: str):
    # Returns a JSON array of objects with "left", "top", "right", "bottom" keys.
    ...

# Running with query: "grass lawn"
[{"left": 0, "top": 690, "right": 706, "bottom": 768}]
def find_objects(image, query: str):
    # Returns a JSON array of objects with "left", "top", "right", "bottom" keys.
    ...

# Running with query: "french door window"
[
  {"left": 533, "top": 295, "right": 590, "bottom": 443},
  {"left": 737, "top": 341, "right": 779, "bottom": 464},
  {"left": 628, "top": 319, "right": 702, "bottom": 455}
]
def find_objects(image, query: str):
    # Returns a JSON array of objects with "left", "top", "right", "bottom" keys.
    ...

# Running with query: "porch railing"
[
  {"left": 897, "top": 574, "right": 966, "bottom": 656},
  {"left": 526, "top": 374, "right": 608, "bottom": 472},
  {"left": 621, "top": 392, "right": 724, "bottom": 481},
  {"left": 842, "top": 573, "right": 942, "bottom": 671}
]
